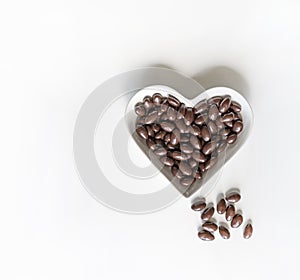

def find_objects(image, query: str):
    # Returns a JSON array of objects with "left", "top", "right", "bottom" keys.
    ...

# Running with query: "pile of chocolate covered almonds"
[{"left": 191, "top": 191, "right": 253, "bottom": 241}]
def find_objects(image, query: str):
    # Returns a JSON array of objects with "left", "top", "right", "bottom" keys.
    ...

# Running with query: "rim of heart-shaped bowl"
[{"left": 125, "top": 85, "right": 253, "bottom": 197}]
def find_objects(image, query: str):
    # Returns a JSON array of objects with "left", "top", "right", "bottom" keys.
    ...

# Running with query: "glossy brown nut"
[
  {"left": 180, "top": 135, "right": 190, "bottom": 143},
  {"left": 192, "top": 150, "right": 207, "bottom": 163},
  {"left": 208, "top": 121, "right": 218, "bottom": 134},
  {"left": 177, "top": 103, "right": 186, "bottom": 119},
  {"left": 134, "top": 102, "right": 146, "bottom": 116},
  {"left": 167, "top": 143, "right": 176, "bottom": 150},
  {"left": 226, "top": 192, "right": 241, "bottom": 203},
  {"left": 201, "top": 126, "right": 211, "bottom": 142},
  {"left": 198, "top": 230, "right": 215, "bottom": 241},
  {"left": 224, "top": 121, "right": 233, "bottom": 128},
  {"left": 189, "top": 124, "right": 201, "bottom": 136},
  {"left": 167, "top": 94, "right": 180, "bottom": 108},
  {"left": 219, "top": 226, "right": 230, "bottom": 239},
  {"left": 230, "top": 101, "right": 242, "bottom": 112},
  {"left": 179, "top": 162, "right": 193, "bottom": 176},
  {"left": 201, "top": 207, "right": 215, "bottom": 221},
  {"left": 189, "top": 159, "right": 198, "bottom": 169},
  {"left": 243, "top": 224, "right": 253, "bottom": 239},
  {"left": 204, "top": 157, "right": 218, "bottom": 170},
  {"left": 180, "top": 176, "right": 195, "bottom": 187},
  {"left": 164, "top": 133, "right": 171, "bottom": 143},
  {"left": 175, "top": 119, "right": 188, "bottom": 133},
  {"left": 220, "top": 127, "right": 231, "bottom": 137},
  {"left": 152, "top": 124, "right": 160, "bottom": 133},
  {"left": 180, "top": 143, "right": 193, "bottom": 154},
  {"left": 219, "top": 96, "right": 231, "bottom": 113},
  {"left": 194, "top": 114, "right": 208, "bottom": 125},
  {"left": 160, "top": 121, "right": 175, "bottom": 132},
  {"left": 217, "top": 198, "right": 226, "bottom": 214},
  {"left": 154, "top": 147, "right": 167, "bottom": 156},
  {"left": 143, "top": 96, "right": 153, "bottom": 110},
  {"left": 231, "top": 214, "right": 243, "bottom": 228},
  {"left": 190, "top": 135, "right": 201, "bottom": 149},
  {"left": 233, "top": 112, "right": 242, "bottom": 121},
  {"left": 208, "top": 104, "right": 219, "bottom": 121},
  {"left": 225, "top": 205, "right": 235, "bottom": 221},
  {"left": 208, "top": 96, "right": 222, "bottom": 105},
  {"left": 175, "top": 169, "right": 185, "bottom": 179},
  {"left": 232, "top": 120, "right": 243, "bottom": 134},
  {"left": 136, "top": 126, "right": 148, "bottom": 140},
  {"left": 144, "top": 110, "right": 158, "bottom": 124},
  {"left": 170, "top": 130, "right": 180, "bottom": 145},
  {"left": 152, "top": 93, "right": 163, "bottom": 105},
  {"left": 184, "top": 107, "right": 194, "bottom": 125},
  {"left": 167, "top": 106, "right": 177, "bottom": 121},
  {"left": 194, "top": 100, "right": 208, "bottom": 114},
  {"left": 157, "top": 108, "right": 164, "bottom": 116},
  {"left": 221, "top": 112, "right": 235, "bottom": 122},
  {"left": 191, "top": 200, "right": 206, "bottom": 211},
  {"left": 202, "top": 141, "right": 217, "bottom": 155},
  {"left": 215, "top": 118, "right": 225, "bottom": 130},
  {"left": 226, "top": 133, "right": 237, "bottom": 144},
  {"left": 146, "top": 139, "right": 156, "bottom": 150},
  {"left": 217, "top": 140, "right": 227, "bottom": 153},
  {"left": 145, "top": 126, "right": 154, "bottom": 138},
  {"left": 172, "top": 151, "right": 190, "bottom": 161},
  {"left": 160, "top": 99, "right": 169, "bottom": 112},
  {"left": 160, "top": 156, "right": 174, "bottom": 167},
  {"left": 155, "top": 130, "right": 166, "bottom": 140},
  {"left": 202, "top": 222, "right": 218, "bottom": 232}
]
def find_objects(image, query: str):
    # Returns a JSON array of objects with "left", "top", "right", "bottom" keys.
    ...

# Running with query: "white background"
[{"left": 6, "top": 0, "right": 300, "bottom": 279}]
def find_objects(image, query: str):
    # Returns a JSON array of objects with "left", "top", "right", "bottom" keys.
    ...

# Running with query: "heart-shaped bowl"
[{"left": 125, "top": 85, "right": 253, "bottom": 197}]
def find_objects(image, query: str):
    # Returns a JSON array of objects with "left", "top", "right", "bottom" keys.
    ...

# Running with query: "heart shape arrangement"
[{"left": 127, "top": 85, "right": 252, "bottom": 197}]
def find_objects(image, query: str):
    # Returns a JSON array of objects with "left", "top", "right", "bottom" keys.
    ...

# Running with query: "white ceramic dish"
[{"left": 126, "top": 85, "right": 253, "bottom": 197}]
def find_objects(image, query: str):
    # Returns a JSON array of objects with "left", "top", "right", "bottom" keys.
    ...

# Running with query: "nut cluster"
[
  {"left": 134, "top": 93, "right": 244, "bottom": 190},
  {"left": 191, "top": 191, "right": 253, "bottom": 240}
]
